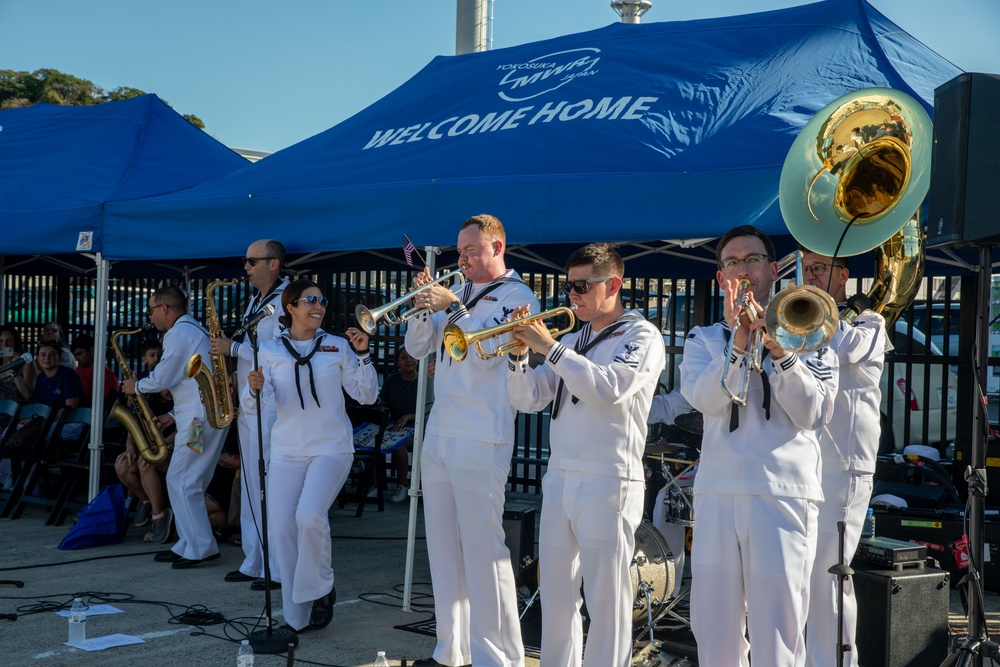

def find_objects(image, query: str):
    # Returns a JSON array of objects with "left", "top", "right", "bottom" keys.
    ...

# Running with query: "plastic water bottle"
[
  {"left": 373, "top": 650, "right": 390, "bottom": 667},
  {"left": 861, "top": 507, "right": 876, "bottom": 538},
  {"left": 68, "top": 597, "right": 86, "bottom": 645},
  {"left": 237, "top": 639, "right": 255, "bottom": 666}
]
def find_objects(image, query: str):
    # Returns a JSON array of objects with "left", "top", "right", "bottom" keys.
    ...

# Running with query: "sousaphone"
[{"left": 778, "top": 87, "right": 932, "bottom": 327}]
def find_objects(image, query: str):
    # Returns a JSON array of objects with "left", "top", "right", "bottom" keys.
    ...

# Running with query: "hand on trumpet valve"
[{"left": 508, "top": 305, "right": 556, "bottom": 356}]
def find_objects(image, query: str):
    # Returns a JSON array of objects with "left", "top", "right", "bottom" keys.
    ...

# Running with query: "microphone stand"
[
  {"left": 829, "top": 520, "right": 853, "bottom": 667},
  {"left": 246, "top": 326, "right": 298, "bottom": 653}
]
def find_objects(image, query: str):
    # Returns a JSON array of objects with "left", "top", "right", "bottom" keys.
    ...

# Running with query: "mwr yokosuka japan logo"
[
  {"left": 496, "top": 48, "right": 600, "bottom": 102},
  {"left": 362, "top": 44, "right": 659, "bottom": 151}
]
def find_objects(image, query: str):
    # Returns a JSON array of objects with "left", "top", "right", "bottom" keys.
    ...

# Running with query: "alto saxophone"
[
  {"left": 110, "top": 325, "right": 170, "bottom": 466},
  {"left": 185, "top": 279, "right": 237, "bottom": 429}
]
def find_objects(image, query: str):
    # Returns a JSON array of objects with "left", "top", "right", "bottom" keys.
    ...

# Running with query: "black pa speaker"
[
  {"left": 502, "top": 507, "right": 536, "bottom": 576},
  {"left": 927, "top": 72, "right": 1000, "bottom": 247},
  {"left": 852, "top": 560, "right": 950, "bottom": 667}
]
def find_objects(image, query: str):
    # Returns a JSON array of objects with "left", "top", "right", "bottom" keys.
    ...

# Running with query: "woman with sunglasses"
[{"left": 245, "top": 279, "right": 378, "bottom": 635}]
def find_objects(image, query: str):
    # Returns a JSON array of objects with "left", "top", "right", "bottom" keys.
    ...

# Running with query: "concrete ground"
[{"left": 3, "top": 488, "right": 1000, "bottom": 667}]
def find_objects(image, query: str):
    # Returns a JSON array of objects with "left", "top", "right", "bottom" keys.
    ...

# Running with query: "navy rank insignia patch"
[{"left": 320, "top": 345, "right": 339, "bottom": 352}]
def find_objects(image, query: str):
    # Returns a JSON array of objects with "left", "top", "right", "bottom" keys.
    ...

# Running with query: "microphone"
[
  {"left": 231, "top": 304, "right": 276, "bottom": 339},
  {"left": 0, "top": 353, "right": 31, "bottom": 374}
]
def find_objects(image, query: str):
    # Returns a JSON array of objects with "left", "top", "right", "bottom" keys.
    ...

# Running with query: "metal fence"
[{"left": 1, "top": 269, "right": 980, "bottom": 495}]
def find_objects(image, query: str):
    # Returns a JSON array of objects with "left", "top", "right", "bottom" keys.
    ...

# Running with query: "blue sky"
[{"left": 2, "top": 0, "right": 997, "bottom": 154}]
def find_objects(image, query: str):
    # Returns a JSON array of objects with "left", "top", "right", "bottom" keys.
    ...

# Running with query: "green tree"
[{"left": 0, "top": 69, "right": 207, "bottom": 130}]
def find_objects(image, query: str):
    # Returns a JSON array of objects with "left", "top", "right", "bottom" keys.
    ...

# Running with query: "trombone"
[
  {"left": 355, "top": 268, "right": 466, "bottom": 334},
  {"left": 443, "top": 306, "right": 576, "bottom": 362}
]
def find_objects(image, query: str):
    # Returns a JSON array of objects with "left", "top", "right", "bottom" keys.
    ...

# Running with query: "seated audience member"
[
  {"left": 375, "top": 346, "right": 434, "bottom": 503},
  {"left": 40, "top": 322, "right": 76, "bottom": 369},
  {"left": 71, "top": 334, "right": 120, "bottom": 407},
  {"left": 0, "top": 324, "right": 36, "bottom": 405},
  {"left": 115, "top": 339, "right": 175, "bottom": 543},
  {"left": 33, "top": 341, "right": 81, "bottom": 411}
]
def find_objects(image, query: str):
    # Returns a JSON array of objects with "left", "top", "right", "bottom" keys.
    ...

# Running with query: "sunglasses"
[
  {"left": 560, "top": 276, "right": 613, "bottom": 295},
  {"left": 293, "top": 295, "right": 329, "bottom": 308},
  {"left": 242, "top": 256, "right": 275, "bottom": 267}
]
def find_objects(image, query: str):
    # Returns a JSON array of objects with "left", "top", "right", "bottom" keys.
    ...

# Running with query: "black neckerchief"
[
  {"left": 721, "top": 321, "right": 771, "bottom": 432},
  {"left": 280, "top": 332, "right": 324, "bottom": 409},
  {"left": 550, "top": 312, "right": 642, "bottom": 420},
  {"left": 235, "top": 278, "right": 283, "bottom": 343}
]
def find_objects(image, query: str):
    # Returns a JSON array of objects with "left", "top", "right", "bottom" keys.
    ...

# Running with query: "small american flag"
[{"left": 402, "top": 235, "right": 416, "bottom": 267}]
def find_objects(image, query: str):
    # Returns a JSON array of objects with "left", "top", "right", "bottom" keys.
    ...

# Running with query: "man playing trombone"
[
  {"left": 404, "top": 214, "right": 536, "bottom": 667},
  {"left": 800, "top": 248, "right": 888, "bottom": 667},
  {"left": 506, "top": 243, "right": 665, "bottom": 667},
  {"left": 680, "top": 225, "right": 839, "bottom": 667}
]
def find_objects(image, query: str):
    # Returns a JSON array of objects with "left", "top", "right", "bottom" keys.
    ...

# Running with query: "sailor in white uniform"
[
  {"left": 405, "top": 214, "right": 535, "bottom": 667},
  {"left": 245, "top": 280, "right": 378, "bottom": 634},
  {"left": 680, "top": 226, "right": 838, "bottom": 667},
  {"left": 799, "top": 250, "right": 888, "bottom": 667},
  {"left": 507, "top": 243, "right": 665, "bottom": 667},
  {"left": 123, "top": 286, "right": 230, "bottom": 568},
  {"left": 210, "top": 239, "right": 289, "bottom": 587}
]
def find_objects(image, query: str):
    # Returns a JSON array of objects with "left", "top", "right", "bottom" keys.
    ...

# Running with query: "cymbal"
[
  {"left": 644, "top": 441, "right": 690, "bottom": 457},
  {"left": 674, "top": 410, "right": 703, "bottom": 436}
]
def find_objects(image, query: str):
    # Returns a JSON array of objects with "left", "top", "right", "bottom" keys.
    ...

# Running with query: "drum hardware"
[
  {"left": 644, "top": 440, "right": 691, "bottom": 458},
  {"left": 631, "top": 521, "right": 675, "bottom": 632},
  {"left": 673, "top": 411, "right": 703, "bottom": 436},
  {"left": 657, "top": 455, "right": 697, "bottom": 528}
]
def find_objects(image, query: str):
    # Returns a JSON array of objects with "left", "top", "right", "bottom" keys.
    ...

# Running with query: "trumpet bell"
[
  {"left": 764, "top": 285, "right": 839, "bottom": 354},
  {"left": 779, "top": 87, "right": 932, "bottom": 257}
]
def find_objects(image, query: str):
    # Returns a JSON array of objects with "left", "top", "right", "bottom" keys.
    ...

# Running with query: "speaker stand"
[{"left": 939, "top": 244, "right": 998, "bottom": 667}]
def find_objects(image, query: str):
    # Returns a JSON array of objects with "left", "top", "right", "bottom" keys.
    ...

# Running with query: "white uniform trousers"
[
  {"left": 539, "top": 470, "right": 643, "bottom": 667},
  {"left": 236, "top": 408, "right": 280, "bottom": 581},
  {"left": 268, "top": 452, "right": 351, "bottom": 632},
  {"left": 651, "top": 486, "right": 687, "bottom": 598},
  {"left": 166, "top": 417, "right": 228, "bottom": 561},
  {"left": 691, "top": 494, "right": 818, "bottom": 667},
  {"left": 267, "top": 453, "right": 354, "bottom": 630},
  {"left": 805, "top": 471, "right": 872, "bottom": 667},
  {"left": 421, "top": 435, "right": 524, "bottom": 667}
]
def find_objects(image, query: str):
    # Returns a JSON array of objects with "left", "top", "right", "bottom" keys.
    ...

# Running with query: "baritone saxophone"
[{"left": 110, "top": 325, "right": 170, "bottom": 466}]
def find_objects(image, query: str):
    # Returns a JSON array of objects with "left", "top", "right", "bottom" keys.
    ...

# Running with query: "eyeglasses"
[
  {"left": 560, "top": 276, "right": 613, "bottom": 295},
  {"left": 718, "top": 253, "right": 770, "bottom": 274},
  {"left": 242, "top": 256, "right": 276, "bottom": 267},
  {"left": 292, "top": 295, "right": 329, "bottom": 308},
  {"left": 146, "top": 303, "right": 163, "bottom": 317},
  {"left": 803, "top": 262, "right": 845, "bottom": 276}
]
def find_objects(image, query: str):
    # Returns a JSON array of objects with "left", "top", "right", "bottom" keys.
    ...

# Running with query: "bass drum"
[{"left": 631, "top": 520, "right": 675, "bottom": 628}]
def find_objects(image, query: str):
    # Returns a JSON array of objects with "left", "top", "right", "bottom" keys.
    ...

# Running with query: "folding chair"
[
  {"left": 0, "top": 403, "right": 55, "bottom": 519},
  {"left": 0, "top": 399, "right": 19, "bottom": 442},
  {"left": 339, "top": 404, "right": 391, "bottom": 518},
  {"left": 43, "top": 408, "right": 95, "bottom": 525}
]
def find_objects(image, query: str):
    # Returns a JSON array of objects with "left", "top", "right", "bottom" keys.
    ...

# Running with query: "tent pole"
[
  {"left": 402, "top": 245, "right": 438, "bottom": 611},
  {"left": 88, "top": 254, "right": 110, "bottom": 500}
]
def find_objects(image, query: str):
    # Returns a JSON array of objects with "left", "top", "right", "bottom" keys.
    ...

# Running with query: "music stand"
[
  {"left": 245, "top": 327, "right": 298, "bottom": 653},
  {"left": 938, "top": 245, "right": 1000, "bottom": 667}
]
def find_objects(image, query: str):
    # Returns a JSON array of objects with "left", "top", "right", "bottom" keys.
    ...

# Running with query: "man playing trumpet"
[
  {"left": 404, "top": 214, "right": 536, "bottom": 667},
  {"left": 506, "top": 243, "right": 665, "bottom": 667}
]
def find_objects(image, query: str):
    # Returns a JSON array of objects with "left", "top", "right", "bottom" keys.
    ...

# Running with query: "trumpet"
[
  {"left": 720, "top": 279, "right": 760, "bottom": 405},
  {"left": 355, "top": 268, "right": 466, "bottom": 334},
  {"left": 443, "top": 306, "right": 577, "bottom": 362}
]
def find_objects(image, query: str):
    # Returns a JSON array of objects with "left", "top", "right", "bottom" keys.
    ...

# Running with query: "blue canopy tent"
[
  {"left": 104, "top": 0, "right": 961, "bottom": 279},
  {"left": 103, "top": 0, "right": 968, "bottom": 608},
  {"left": 0, "top": 94, "right": 249, "bottom": 499}
]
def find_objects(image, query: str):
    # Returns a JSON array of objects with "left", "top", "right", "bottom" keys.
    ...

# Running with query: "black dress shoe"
[
  {"left": 251, "top": 578, "right": 281, "bottom": 591},
  {"left": 154, "top": 550, "right": 181, "bottom": 563},
  {"left": 279, "top": 623, "right": 310, "bottom": 635},
  {"left": 225, "top": 570, "right": 255, "bottom": 583},
  {"left": 411, "top": 659, "right": 471, "bottom": 667},
  {"left": 308, "top": 585, "right": 336, "bottom": 630},
  {"left": 171, "top": 552, "right": 221, "bottom": 569}
]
